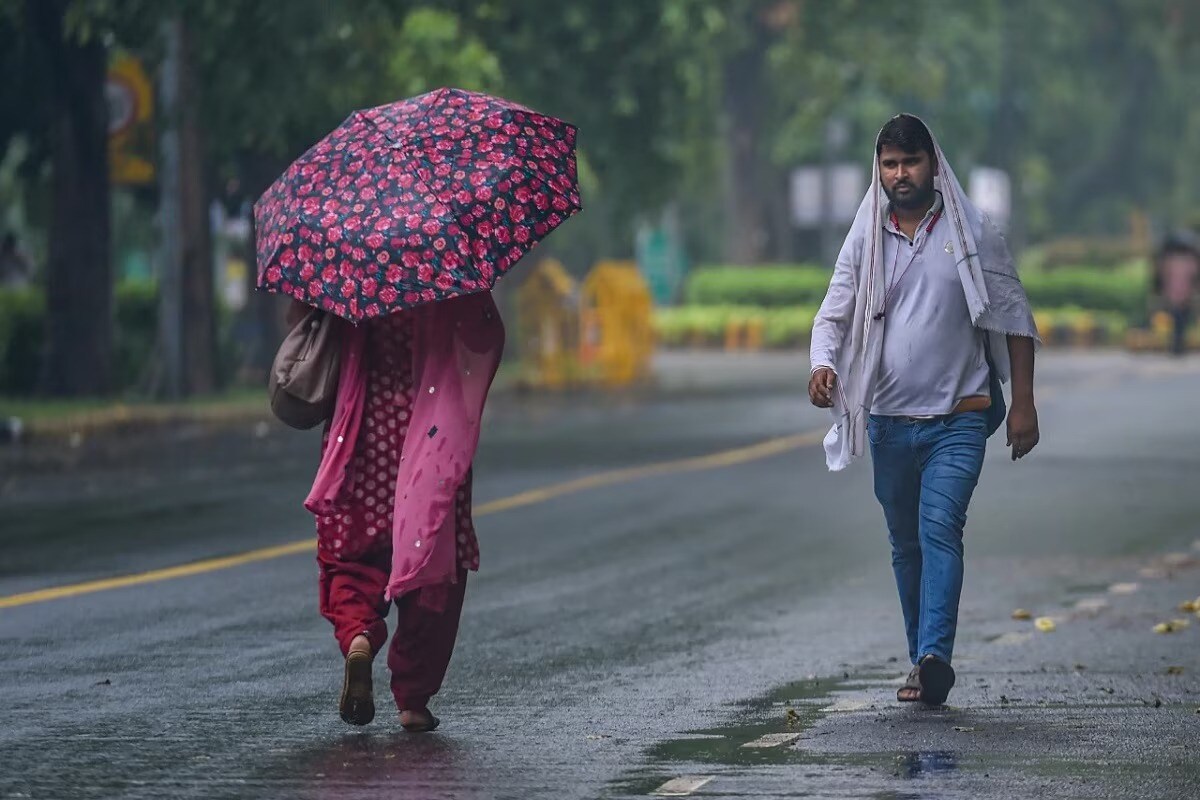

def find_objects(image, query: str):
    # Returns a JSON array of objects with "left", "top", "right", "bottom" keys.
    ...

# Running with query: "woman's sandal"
[
  {"left": 400, "top": 708, "right": 440, "bottom": 733},
  {"left": 917, "top": 654, "right": 955, "bottom": 706},
  {"left": 897, "top": 664, "right": 922, "bottom": 702},
  {"left": 339, "top": 649, "right": 375, "bottom": 726}
]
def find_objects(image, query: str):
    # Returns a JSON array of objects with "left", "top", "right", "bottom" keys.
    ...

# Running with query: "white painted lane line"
[
  {"left": 1074, "top": 596, "right": 1109, "bottom": 614},
  {"left": 652, "top": 775, "right": 714, "bottom": 796},
  {"left": 741, "top": 732, "right": 801, "bottom": 748},
  {"left": 821, "top": 699, "right": 873, "bottom": 713}
]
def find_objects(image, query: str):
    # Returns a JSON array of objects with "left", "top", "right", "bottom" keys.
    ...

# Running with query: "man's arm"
[
  {"left": 1006, "top": 334, "right": 1039, "bottom": 460},
  {"left": 808, "top": 245, "right": 858, "bottom": 408}
]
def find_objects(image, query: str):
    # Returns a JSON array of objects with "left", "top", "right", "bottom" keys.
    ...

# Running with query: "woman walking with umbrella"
[{"left": 256, "top": 88, "right": 580, "bottom": 730}]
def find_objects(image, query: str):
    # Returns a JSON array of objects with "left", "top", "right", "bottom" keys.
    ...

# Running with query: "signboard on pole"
[
  {"left": 107, "top": 53, "right": 155, "bottom": 185},
  {"left": 969, "top": 166, "right": 1011, "bottom": 231},
  {"left": 789, "top": 163, "right": 865, "bottom": 228}
]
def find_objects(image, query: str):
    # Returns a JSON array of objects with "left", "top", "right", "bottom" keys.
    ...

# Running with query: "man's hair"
[{"left": 876, "top": 114, "right": 935, "bottom": 161}]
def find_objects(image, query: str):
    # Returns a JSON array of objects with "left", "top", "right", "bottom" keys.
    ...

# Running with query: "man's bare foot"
[
  {"left": 339, "top": 635, "right": 375, "bottom": 726},
  {"left": 400, "top": 708, "right": 440, "bottom": 732}
]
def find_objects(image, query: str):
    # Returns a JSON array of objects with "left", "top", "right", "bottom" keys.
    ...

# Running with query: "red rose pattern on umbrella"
[{"left": 254, "top": 88, "right": 581, "bottom": 322}]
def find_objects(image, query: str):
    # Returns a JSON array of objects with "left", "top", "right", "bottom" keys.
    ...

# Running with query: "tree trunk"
[
  {"left": 720, "top": 18, "right": 771, "bottom": 264},
  {"left": 178, "top": 18, "right": 217, "bottom": 395},
  {"left": 238, "top": 152, "right": 290, "bottom": 384},
  {"left": 31, "top": 0, "right": 112, "bottom": 396}
]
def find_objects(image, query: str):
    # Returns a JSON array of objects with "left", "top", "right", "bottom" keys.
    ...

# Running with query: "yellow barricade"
[
  {"left": 724, "top": 317, "right": 764, "bottom": 352},
  {"left": 579, "top": 260, "right": 654, "bottom": 387},
  {"left": 515, "top": 259, "right": 580, "bottom": 389}
]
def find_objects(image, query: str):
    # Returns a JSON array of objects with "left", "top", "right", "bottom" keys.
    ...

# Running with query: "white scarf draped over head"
[{"left": 821, "top": 114, "right": 1039, "bottom": 471}]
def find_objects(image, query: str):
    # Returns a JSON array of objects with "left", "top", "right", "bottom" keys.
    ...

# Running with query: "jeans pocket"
[
  {"left": 941, "top": 410, "right": 988, "bottom": 432},
  {"left": 868, "top": 415, "right": 891, "bottom": 445}
]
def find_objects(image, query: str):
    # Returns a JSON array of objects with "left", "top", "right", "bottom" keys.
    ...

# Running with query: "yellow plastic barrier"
[
  {"left": 579, "top": 260, "right": 654, "bottom": 387},
  {"left": 724, "top": 318, "right": 764, "bottom": 352},
  {"left": 515, "top": 259, "right": 580, "bottom": 389}
]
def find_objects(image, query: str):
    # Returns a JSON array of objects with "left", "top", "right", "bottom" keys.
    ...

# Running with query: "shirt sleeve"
[{"left": 809, "top": 233, "right": 860, "bottom": 372}]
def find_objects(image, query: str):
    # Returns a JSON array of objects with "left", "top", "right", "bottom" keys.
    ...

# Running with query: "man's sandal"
[
  {"left": 917, "top": 654, "right": 955, "bottom": 706},
  {"left": 897, "top": 664, "right": 922, "bottom": 702}
]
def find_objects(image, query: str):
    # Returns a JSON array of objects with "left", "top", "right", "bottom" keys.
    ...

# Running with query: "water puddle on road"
[
  {"left": 606, "top": 666, "right": 1200, "bottom": 799},
  {"left": 605, "top": 671, "right": 971, "bottom": 798}
]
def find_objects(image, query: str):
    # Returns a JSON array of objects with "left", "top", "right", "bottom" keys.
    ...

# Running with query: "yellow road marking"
[
  {"left": 0, "top": 430, "right": 824, "bottom": 610},
  {"left": 0, "top": 540, "right": 316, "bottom": 609},
  {"left": 475, "top": 430, "right": 822, "bottom": 516}
]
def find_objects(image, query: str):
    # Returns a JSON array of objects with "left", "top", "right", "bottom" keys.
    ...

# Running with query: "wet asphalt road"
[{"left": 1, "top": 351, "right": 1198, "bottom": 800}]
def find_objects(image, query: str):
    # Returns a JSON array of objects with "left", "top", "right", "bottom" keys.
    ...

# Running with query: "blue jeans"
[{"left": 868, "top": 411, "right": 987, "bottom": 665}]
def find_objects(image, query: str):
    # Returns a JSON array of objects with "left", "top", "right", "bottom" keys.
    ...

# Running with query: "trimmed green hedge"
[
  {"left": 685, "top": 266, "right": 830, "bottom": 307},
  {"left": 654, "top": 305, "right": 818, "bottom": 348},
  {"left": 114, "top": 279, "right": 160, "bottom": 391},
  {"left": 1, "top": 281, "right": 178, "bottom": 395},
  {"left": 655, "top": 304, "right": 1129, "bottom": 349},
  {"left": 1021, "top": 269, "right": 1146, "bottom": 316},
  {"left": 684, "top": 265, "right": 1149, "bottom": 317},
  {"left": 0, "top": 287, "right": 46, "bottom": 394}
]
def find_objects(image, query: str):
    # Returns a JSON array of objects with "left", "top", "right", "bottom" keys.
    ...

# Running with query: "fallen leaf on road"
[
  {"left": 1109, "top": 582, "right": 1140, "bottom": 595},
  {"left": 1166, "top": 666, "right": 1185, "bottom": 675},
  {"left": 1179, "top": 600, "right": 1199, "bottom": 613},
  {"left": 1035, "top": 617, "right": 1057, "bottom": 632},
  {"left": 1170, "top": 618, "right": 1192, "bottom": 629},
  {"left": 1011, "top": 608, "right": 1032, "bottom": 620},
  {"left": 93, "top": 679, "right": 111, "bottom": 686},
  {"left": 1153, "top": 622, "right": 1177, "bottom": 634}
]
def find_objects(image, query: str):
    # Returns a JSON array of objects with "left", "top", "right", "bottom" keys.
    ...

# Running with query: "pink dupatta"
[{"left": 305, "top": 291, "right": 505, "bottom": 607}]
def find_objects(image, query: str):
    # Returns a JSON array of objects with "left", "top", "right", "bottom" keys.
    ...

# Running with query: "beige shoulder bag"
[{"left": 268, "top": 308, "right": 342, "bottom": 430}]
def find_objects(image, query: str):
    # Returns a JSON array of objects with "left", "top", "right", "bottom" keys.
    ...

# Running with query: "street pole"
[
  {"left": 157, "top": 16, "right": 184, "bottom": 399},
  {"left": 820, "top": 117, "right": 849, "bottom": 267}
]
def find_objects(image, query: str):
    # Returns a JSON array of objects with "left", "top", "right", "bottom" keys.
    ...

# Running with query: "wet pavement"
[{"left": 1, "top": 351, "right": 1198, "bottom": 799}]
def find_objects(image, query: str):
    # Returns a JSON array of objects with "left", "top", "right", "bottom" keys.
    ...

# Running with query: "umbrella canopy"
[{"left": 255, "top": 88, "right": 581, "bottom": 321}]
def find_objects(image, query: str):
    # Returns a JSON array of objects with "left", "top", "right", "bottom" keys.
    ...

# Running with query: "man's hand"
[
  {"left": 1005, "top": 334, "right": 1039, "bottom": 462},
  {"left": 808, "top": 367, "right": 837, "bottom": 408},
  {"left": 1006, "top": 400, "right": 1040, "bottom": 461}
]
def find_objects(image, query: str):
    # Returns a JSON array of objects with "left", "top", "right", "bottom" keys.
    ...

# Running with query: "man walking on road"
[
  {"left": 807, "top": 114, "right": 1041, "bottom": 705},
  {"left": 1154, "top": 234, "right": 1199, "bottom": 356}
]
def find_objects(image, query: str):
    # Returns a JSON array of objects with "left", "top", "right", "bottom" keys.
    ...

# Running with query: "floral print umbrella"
[{"left": 254, "top": 88, "right": 581, "bottom": 322}]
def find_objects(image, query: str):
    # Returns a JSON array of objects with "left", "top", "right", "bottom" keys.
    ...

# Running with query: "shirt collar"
[{"left": 884, "top": 191, "right": 944, "bottom": 236}]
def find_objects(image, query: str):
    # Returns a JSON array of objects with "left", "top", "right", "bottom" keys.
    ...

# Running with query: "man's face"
[{"left": 878, "top": 145, "right": 936, "bottom": 211}]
